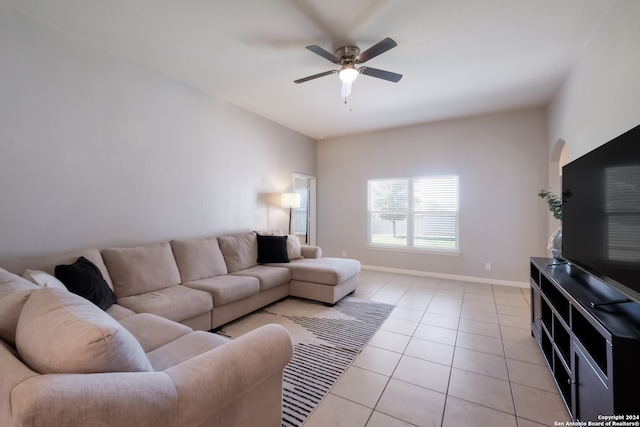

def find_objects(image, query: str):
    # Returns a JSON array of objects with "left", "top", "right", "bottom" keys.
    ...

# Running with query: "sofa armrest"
[
  {"left": 164, "top": 324, "right": 293, "bottom": 427},
  {"left": 301, "top": 245, "right": 322, "bottom": 259},
  {"left": 10, "top": 371, "right": 179, "bottom": 426}
]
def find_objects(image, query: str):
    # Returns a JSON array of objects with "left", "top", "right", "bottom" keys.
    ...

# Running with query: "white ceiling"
[{"left": 6, "top": 0, "right": 614, "bottom": 139}]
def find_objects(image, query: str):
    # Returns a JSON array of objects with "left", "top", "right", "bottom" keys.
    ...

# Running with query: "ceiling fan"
[{"left": 294, "top": 37, "right": 402, "bottom": 98}]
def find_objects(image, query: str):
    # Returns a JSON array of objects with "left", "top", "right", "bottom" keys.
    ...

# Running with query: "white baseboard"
[{"left": 361, "top": 265, "right": 529, "bottom": 289}]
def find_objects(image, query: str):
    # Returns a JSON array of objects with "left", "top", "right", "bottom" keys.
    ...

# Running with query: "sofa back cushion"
[
  {"left": 16, "top": 288, "right": 153, "bottom": 374},
  {"left": 170, "top": 237, "right": 228, "bottom": 282},
  {"left": 217, "top": 232, "right": 258, "bottom": 273},
  {"left": 102, "top": 243, "right": 182, "bottom": 298}
]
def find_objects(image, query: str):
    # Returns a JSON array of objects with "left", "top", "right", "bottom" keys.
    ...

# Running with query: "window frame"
[{"left": 367, "top": 175, "right": 460, "bottom": 254}]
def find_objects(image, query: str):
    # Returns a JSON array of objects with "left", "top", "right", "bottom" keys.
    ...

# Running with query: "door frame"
[{"left": 293, "top": 173, "right": 317, "bottom": 246}]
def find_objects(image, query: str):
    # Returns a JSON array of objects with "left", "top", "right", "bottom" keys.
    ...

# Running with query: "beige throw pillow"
[
  {"left": 22, "top": 269, "right": 67, "bottom": 289},
  {"left": 16, "top": 288, "right": 153, "bottom": 374},
  {"left": 287, "top": 235, "right": 303, "bottom": 260}
]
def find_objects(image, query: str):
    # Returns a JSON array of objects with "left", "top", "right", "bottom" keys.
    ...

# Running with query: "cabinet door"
[
  {"left": 531, "top": 286, "right": 541, "bottom": 338},
  {"left": 574, "top": 344, "right": 613, "bottom": 422}
]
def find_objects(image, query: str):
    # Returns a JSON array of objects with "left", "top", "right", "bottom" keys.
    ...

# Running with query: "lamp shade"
[{"left": 281, "top": 192, "right": 301, "bottom": 209}]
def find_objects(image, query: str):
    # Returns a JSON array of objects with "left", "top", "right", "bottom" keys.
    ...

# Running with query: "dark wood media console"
[{"left": 529, "top": 257, "right": 640, "bottom": 421}]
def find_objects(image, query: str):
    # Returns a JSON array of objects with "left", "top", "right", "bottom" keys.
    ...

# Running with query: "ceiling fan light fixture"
[{"left": 339, "top": 65, "right": 358, "bottom": 83}]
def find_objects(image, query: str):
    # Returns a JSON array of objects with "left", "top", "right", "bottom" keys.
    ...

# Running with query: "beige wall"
[
  {"left": 0, "top": 6, "right": 315, "bottom": 257},
  {"left": 317, "top": 108, "right": 549, "bottom": 285},
  {"left": 550, "top": 0, "right": 640, "bottom": 161}
]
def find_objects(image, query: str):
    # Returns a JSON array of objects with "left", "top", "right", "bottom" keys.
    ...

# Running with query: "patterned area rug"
[{"left": 215, "top": 296, "right": 394, "bottom": 427}]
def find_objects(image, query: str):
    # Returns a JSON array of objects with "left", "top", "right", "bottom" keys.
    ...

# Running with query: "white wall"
[
  {"left": 317, "top": 108, "right": 549, "bottom": 284},
  {"left": 550, "top": 0, "right": 640, "bottom": 161},
  {"left": 0, "top": 5, "right": 315, "bottom": 257}
]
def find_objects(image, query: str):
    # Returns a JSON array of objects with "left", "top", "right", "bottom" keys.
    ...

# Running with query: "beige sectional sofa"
[{"left": 0, "top": 230, "right": 360, "bottom": 426}]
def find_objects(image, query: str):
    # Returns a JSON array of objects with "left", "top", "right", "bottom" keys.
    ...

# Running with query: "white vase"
[{"left": 548, "top": 226, "right": 562, "bottom": 259}]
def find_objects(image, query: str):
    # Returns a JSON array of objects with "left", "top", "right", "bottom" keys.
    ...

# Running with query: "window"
[
  {"left": 368, "top": 175, "right": 459, "bottom": 252},
  {"left": 294, "top": 189, "right": 308, "bottom": 236}
]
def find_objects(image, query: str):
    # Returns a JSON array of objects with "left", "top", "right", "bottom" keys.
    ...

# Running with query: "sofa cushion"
[
  {"left": 118, "top": 313, "right": 193, "bottom": 353},
  {"left": 231, "top": 265, "right": 291, "bottom": 291},
  {"left": 55, "top": 257, "right": 117, "bottom": 310},
  {"left": 116, "top": 285, "right": 213, "bottom": 324},
  {"left": 217, "top": 232, "right": 258, "bottom": 273},
  {"left": 22, "top": 269, "right": 67, "bottom": 289},
  {"left": 102, "top": 243, "right": 182, "bottom": 298},
  {"left": 16, "top": 288, "right": 153, "bottom": 374},
  {"left": 183, "top": 274, "right": 260, "bottom": 306},
  {"left": 146, "top": 330, "right": 229, "bottom": 371},
  {"left": 171, "top": 237, "right": 228, "bottom": 282},
  {"left": 257, "top": 235, "right": 289, "bottom": 264}
]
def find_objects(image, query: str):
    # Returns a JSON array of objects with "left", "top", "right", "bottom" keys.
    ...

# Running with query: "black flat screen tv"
[{"left": 562, "top": 123, "right": 640, "bottom": 304}]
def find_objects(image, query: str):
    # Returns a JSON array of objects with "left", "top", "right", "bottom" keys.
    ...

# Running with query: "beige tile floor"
[{"left": 302, "top": 270, "right": 570, "bottom": 427}]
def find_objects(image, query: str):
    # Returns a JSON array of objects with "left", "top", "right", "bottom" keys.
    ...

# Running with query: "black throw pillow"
[
  {"left": 55, "top": 256, "right": 117, "bottom": 310},
  {"left": 257, "top": 235, "right": 289, "bottom": 264}
]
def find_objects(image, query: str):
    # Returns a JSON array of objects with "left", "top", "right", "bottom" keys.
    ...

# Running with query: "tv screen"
[{"left": 562, "top": 123, "right": 640, "bottom": 304}]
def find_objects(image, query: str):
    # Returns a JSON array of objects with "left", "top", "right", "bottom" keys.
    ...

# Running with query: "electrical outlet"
[
  {"left": 342, "top": 250, "right": 347, "bottom": 257},
  {"left": 485, "top": 263, "right": 492, "bottom": 271}
]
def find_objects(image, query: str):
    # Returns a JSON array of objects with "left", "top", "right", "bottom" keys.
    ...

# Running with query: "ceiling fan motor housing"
[{"left": 335, "top": 46, "right": 360, "bottom": 63}]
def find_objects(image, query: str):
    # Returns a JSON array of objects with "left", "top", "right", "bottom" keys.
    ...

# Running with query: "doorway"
[{"left": 293, "top": 174, "right": 317, "bottom": 246}]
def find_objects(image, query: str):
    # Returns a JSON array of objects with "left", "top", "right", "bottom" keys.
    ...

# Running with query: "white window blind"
[{"left": 368, "top": 175, "right": 459, "bottom": 252}]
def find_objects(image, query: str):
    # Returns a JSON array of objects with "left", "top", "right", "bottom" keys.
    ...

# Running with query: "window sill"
[{"left": 367, "top": 244, "right": 460, "bottom": 256}]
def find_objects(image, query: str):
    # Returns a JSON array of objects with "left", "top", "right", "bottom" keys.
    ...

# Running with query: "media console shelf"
[{"left": 530, "top": 257, "right": 640, "bottom": 421}]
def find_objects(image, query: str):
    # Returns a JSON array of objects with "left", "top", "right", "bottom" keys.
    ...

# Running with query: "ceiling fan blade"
[
  {"left": 359, "top": 66, "right": 403, "bottom": 82},
  {"left": 294, "top": 70, "right": 338, "bottom": 84},
  {"left": 306, "top": 45, "right": 340, "bottom": 64},
  {"left": 355, "top": 37, "right": 397, "bottom": 64}
]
